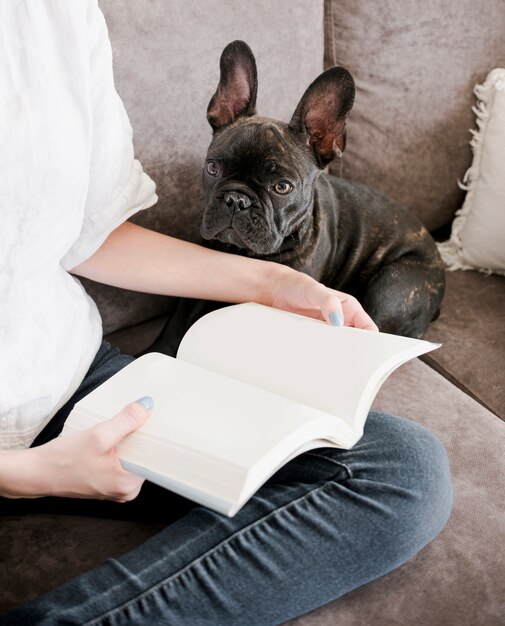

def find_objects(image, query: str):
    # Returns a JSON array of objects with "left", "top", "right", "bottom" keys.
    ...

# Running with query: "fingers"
[
  {"left": 302, "top": 282, "right": 343, "bottom": 325},
  {"left": 35, "top": 398, "right": 155, "bottom": 501},
  {"left": 91, "top": 396, "right": 154, "bottom": 451},
  {"left": 347, "top": 306, "right": 379, "bottom": 331},
  {"left": 305, "top": 282, "right": 378, "bottom": 331},
  {"left": 337, "top": 292, "right": 378, "bottom": 331},
  {"left": 320, "top": 293, "right": 345, "bottom": 327}
]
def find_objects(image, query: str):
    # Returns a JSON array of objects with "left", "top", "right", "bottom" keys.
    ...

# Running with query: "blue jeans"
[{"left": 3, "top": 342, "right": 453, "bottom": 625}]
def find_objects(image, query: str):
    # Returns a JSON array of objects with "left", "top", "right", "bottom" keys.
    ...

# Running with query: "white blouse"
[{"left": 0, "top": 1, "right": 157, "bottom": 448}]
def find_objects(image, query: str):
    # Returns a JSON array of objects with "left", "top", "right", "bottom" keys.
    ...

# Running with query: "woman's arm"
[
  {"left": 71, "top": 222, "right": 274, "bottom": 303},
  {"left": 71, "top": 222, "right": 377, "bottom": 330}
]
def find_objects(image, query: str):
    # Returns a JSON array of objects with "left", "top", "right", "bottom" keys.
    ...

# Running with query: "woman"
[{"left": 0, "top": 2, "right": 452, "bottom": 624}]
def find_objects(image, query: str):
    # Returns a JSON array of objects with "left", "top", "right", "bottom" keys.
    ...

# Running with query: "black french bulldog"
[{"left": 148, "top": 40, "right": 445, "bottom": 356}]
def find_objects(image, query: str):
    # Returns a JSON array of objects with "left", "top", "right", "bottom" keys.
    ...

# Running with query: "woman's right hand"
[{"left": 0, "top": 399, "right": 153, "bottom": 502}]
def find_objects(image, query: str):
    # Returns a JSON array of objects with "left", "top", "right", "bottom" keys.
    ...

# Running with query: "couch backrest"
[
  {"left": 324, "top": 0, "right": 505, "bottom": 231},
  {"left": 88, "top": 0, "right": 324, "bottom": 334}
]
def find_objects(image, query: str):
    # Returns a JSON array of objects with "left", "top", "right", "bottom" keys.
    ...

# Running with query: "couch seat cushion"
[
  {"left": 0, "top": 483, "right": 192, "bottom": 614},
  {"left": 423, "top": 269, "right": 505, "bottom": 419}
]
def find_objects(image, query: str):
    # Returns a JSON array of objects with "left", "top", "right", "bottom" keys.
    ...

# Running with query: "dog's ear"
[
  {"left": 207, "top": 41, "right": 258, "bottom": 132},
  {"left": 289, "top": 67, "right": 355, "bottom": 168}
]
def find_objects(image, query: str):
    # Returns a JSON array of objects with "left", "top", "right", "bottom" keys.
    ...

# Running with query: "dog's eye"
[
  {"left": 273, "top": 181, "right": 293, "bottom": 195},
  {"left": 206, "top": 160, "right": 221, "bottom": 177}
]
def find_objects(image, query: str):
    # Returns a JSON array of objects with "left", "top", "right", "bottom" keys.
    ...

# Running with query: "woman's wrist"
[
  {"left": 0, "top": 448, "right": 44, "bottom": 498},
  {"left": 256, "top": 261, "right": 298, "bottom": 306}
]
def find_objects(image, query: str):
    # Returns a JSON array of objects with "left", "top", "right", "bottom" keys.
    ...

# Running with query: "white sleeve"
[{"left": 61, "top": 5, "right": 157, "bottom": 271}]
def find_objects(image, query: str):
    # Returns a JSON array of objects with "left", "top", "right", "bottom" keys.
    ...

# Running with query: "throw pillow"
[{"left": 438, "top": 68, "right": 505, "bottom": 275}]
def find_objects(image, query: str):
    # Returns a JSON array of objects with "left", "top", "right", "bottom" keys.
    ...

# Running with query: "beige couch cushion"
[
  {"left": 424, "top": 270, "right": 505, "bottom": 420},
  {"left": 324, "top": 0, "right": 505, "bottom": 231}
]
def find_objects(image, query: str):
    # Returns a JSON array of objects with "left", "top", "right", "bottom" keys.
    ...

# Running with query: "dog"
[{"left": 147, "top": 40, "right": 445, "bottom": 356}]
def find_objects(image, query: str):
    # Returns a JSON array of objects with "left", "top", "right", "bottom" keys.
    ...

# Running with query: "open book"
[{"left": 62, "top": 303, "right": 440, "bottom": 516}]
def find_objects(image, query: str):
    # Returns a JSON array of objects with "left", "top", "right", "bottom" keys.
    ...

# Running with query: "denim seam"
[
  {"left": 303, "top": 451, "right": 354, "bottom": 480},
  {"left": 82, "top": 478, "right": 343, "bottom": 626}
]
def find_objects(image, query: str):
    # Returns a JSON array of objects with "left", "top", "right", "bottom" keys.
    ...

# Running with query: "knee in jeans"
[{"left": 370, "top": 413, "right": 453, "bottom": 544}]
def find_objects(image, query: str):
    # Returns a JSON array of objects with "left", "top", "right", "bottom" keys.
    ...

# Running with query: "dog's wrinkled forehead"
[{"left": 208, "top": 117, "right": 312, "bottom": 174}]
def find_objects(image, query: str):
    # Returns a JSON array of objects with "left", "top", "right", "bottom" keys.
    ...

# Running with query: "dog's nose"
[{"left": 223, "top": 191, "right": 252, "bottom": 211}]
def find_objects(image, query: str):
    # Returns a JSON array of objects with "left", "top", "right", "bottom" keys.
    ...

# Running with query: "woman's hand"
[
  {"left": 0, "top": 399, "right": 153, "bottom": 501},
  {"left": 268, "top": 266, "right": 378, "bottom": 331}
]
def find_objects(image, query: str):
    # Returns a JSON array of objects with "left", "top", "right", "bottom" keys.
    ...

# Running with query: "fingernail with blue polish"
[
  {"left": 329, "top": 311, "right": 344, "bottom": 326},
  {"left": 137, "top": 396, "right": 154, "bottom": 411}
]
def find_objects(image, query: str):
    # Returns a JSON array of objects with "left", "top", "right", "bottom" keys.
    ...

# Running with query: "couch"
[{"left": 1, "top": 1, "right": 504, "bottom": 624}]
